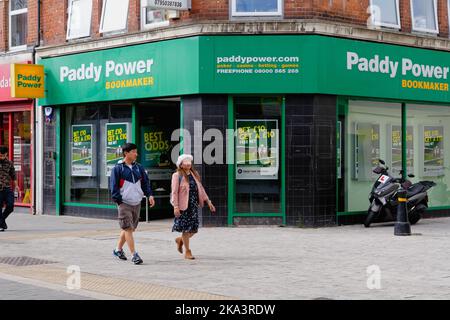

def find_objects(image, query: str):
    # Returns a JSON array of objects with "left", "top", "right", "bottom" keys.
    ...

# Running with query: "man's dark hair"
[
  {"left": 122, "top": 143, "right": 137, "bottom": 156},
  {"left": 0, "top": 146, "right": 8, "bottom": 155}
]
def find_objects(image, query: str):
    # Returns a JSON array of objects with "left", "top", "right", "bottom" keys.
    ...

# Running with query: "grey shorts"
[{"left": 118, "top": 203, "right": 141, "bottom": 230}]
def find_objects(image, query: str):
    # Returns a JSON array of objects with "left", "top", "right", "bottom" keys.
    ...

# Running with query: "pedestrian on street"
[
  {"left": 110, "top": 143, "right": 155, "bottom": 265},
  {"left": 171, "top": 154, "right": 216, "bottom": 259},
  {"left": 0, "top": 146, "right": 15, "bottom": 232}
]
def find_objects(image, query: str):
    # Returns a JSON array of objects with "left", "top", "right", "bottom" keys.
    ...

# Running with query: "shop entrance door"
[
  {"left": 0, "top": 111, "right": 32, "bottom": 207},
  {"left": 137, "top": 100, "right": 180, "bottom": 219}
]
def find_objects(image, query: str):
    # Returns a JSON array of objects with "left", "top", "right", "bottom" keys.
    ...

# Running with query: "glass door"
[
  {"left": 0, "top": 111, "right": 32, "bottom": 206},
  {"left": 137, "top": 101, "right": 180, "bottom": 219},
  {"left": 12, "top": 111, "right": 32, "bottom": 205}
]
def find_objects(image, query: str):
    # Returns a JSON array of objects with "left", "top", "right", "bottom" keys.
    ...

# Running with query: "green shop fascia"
[{"left": 38, "top": 35, "right": 450, "bottom": 227}]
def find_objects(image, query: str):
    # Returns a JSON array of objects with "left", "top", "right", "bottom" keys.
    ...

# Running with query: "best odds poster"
[
  {"left": 71, "top": 125, "right": 93, "bottom": 176},
  {"left": 106, "top": 123, "right": 130, "bottom": 176},
  {"left": 140, "top": 125, "right": 174, "bottom": 180},
  {"left": 235, "top": 119, "right": 279, "bottom": 180},
  {"left": 423, "top": 126, "right": 444, "bottom": 177}
]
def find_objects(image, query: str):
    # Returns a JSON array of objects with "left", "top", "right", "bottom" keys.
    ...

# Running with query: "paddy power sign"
[
  {"left": 40, "top": 35, "right": 450, "bottom": 105},
  {"left": 346, "top": 52, "right": 449, "bottom": 92},
  {"left": 10, "top": 64, "right": 45, "bottom": 98}
]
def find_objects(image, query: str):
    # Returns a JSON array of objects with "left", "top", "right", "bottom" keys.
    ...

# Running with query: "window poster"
[
  {"left": 71, "top": 124, "right": 93, "bottom": 176},
  {"left": 353, "top": 122, "right": 380, "bottom": 181},
  {"left": 140, "top": 125, "right": 175, "bottom": 180},
  {"left": 106, "top": 122, "right": 131, "bottom": 176},
  {"left": 423, "top": 126, "right": 444, "bottom": 177},
  {"left": 235, "top": 119, "right": 279, "bottom": 180}
]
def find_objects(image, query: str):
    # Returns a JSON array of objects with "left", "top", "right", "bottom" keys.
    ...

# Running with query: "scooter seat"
[{"left": 406, "top": 184, "right": 425, "bottom": 198}]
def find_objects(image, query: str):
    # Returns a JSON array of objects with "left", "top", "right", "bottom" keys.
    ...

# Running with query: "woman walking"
[{"left": 171, "top": 154, "right": 215, "bottom": 259}]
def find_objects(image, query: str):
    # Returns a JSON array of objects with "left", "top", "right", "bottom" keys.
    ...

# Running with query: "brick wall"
[
  {"left": 91, "top": 0, "right": 102, "bottom": 40},
  {"left": 0, "top": 1, "right": 7, "bottom": 52},
  {"left": 128, "top": 0, "right": 140, "bottom": 33},
  {"left": 438, "top": 0, "right": 449, "bottom": 38},
  {"left": 27, "top": 0, "right": 38, "bottom": 45},
  {"left": 41, "top": 0, "right": 67, "bottom": 46},
  {"left": 284, "top": 0, "right": 369, "bottom": 25},
  {"left": 400, "top": 0, "right": 412, "bottom": 33},
  {"left": 1, "top": 1, "right": 449, "bottom": 52}
]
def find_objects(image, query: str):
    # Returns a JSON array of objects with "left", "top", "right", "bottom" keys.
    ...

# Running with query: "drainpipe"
[{"left": 31, "top": 0, "right": 41, "bottom": 214}]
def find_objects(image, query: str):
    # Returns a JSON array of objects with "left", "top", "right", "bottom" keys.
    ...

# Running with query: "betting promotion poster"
[
  {"left": 423, "top": 126, "right": 444, "bottom": 177},
  {"left": 235, "top": 119, "right": 279, "bottom": 180},
  {"left": 71, "top": 125, "right": 93, "bottom": 176},
  {"left": 106, "top": 123, "right": 130, "bottom": 176}
]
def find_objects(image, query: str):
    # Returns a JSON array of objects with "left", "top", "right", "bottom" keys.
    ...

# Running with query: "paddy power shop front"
[{"left": 39, "top": 35, "right": 450, "bottom": 226}]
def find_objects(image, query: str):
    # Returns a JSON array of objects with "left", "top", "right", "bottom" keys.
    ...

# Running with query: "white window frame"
[
  {"left": 9, "top": 1, "right": 28, "bottom": 51},
  {"left": 140, "top": 1, "right": 170, "bottom": 30},
  {"left": 410, "top": 0, "right": 439, "bottom": 34},
  {"left": 231, "top": 0, "right": 283, "bottom": 17},
  {"left": 99, "top": 0, "right": 130, "bottom": 34},
  {"left": 369, "top": 0, "right": 401, "bottom": 29},
  {"left": 66, "top": 0, "right": 93, "bottom": 40}
]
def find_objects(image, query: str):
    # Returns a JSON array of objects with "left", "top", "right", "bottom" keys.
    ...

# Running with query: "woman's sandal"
[
  {"left": 175, "top": 237, "right": 183, "bottom": 254},
  {"left": 185, "top": 249, "right": 195, "bottom": 260}
]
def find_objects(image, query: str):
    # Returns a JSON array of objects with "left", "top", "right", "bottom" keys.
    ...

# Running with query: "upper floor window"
[
  {"left": 369, "top": 0, "right": 401, "bottom": 29},
  {"left": 100, "top": 0, "right": 130, "bottom": 34},
  {"left": 141, "top": 0, "right": 172, "bottom": 30},
  {"left": 411, "top": 0, "right": 439, "bottom": 34},
  {"left": 9, "top": 0, "right": 28, "bottom": 50},
  {"left": 67, "top": 0, "right": 93, "bottom": 40},
  {"left": 231, "top": 0, "right": 282, "bottom": 17}
]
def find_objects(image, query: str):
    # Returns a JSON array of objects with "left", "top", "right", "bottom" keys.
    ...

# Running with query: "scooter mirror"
[
  {"left": 408, "top": 174, "right": 415, "bottom": 178},
  {"left": 379, "top": 159, "right": 385, "bottom": 165}
]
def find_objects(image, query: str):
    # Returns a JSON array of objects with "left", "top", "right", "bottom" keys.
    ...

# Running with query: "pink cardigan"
[{"left": 171, "top": 172, "right": 210, "bottom": 211}]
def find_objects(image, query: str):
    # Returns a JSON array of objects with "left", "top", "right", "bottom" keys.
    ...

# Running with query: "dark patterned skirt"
[{"left": 172, "top": 175, "right": 199, "bottom": 233}]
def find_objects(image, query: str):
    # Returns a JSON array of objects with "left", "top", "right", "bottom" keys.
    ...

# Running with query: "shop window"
[
  {"left": 343, "top": 101, "right": 401, "bottom": 212},
  {"left": 65, "top": 105, "right": 132, "bottom": 205},
  {"left": 66, "top": 0, "right": 92, "bottom": 40},
  {"left": 9, "top": 0, "right": 28, "bottom": 50},
  {"left": 231, "top": 0, "right": 282, "bottom": 17},
  {"left": 406, "top": 104, "right": 450, "bottom": 207},
  {"left": 369, "top": 0, "right": 401, "bottom": 29},
  {"left": 99, "top": 0, "right": 129, "bottom": 34},
  {"left": 411, "top": 0, "right": 439, "bottom": 34},
  {"left": 234, "top": 97, "right": 281, "bottom": 213}
]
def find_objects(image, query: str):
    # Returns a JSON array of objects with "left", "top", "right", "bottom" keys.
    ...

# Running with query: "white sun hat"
[{"left": 176, "top": 154, "right": 194, "bottom": 168}]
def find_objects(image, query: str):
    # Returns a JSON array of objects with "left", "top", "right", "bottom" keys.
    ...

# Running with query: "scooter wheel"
[
  {"left": 364, "top": 210, "right": 377, "bottom": 228},
  {"left": 409, "top": 212, "right": 422, "bottom": 225}
]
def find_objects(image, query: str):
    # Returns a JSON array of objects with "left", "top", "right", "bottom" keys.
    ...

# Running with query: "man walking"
[
  {"left": 110, "top": 143, "right": 155, "bottom": 264},
  {"left": 0, "top": 146, "right": 16, "bottom": 232}
]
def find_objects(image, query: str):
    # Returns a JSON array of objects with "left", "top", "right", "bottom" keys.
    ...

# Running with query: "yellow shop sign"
[{"left": 10, "top": 64, "right": 45, "bottom": 98}]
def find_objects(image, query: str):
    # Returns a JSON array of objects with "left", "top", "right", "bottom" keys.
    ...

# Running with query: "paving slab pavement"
[{"left": 1, "top": 211, "right": 449, "bottom": 300}]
